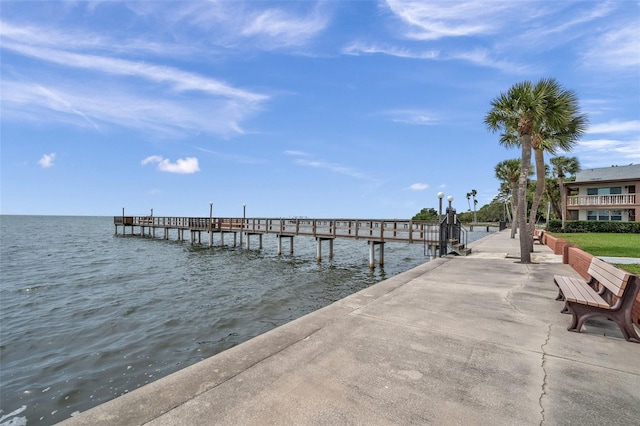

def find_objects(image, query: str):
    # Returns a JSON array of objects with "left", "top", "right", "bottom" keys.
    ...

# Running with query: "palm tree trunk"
[
  {"left": 528, "top": 148, "right": 546, "bottom": 252},
  {"left": 518, "top": 137, "right": 533, "bottom": 263},
  {"left": 510, "top": 182, "right": 518, "bottom": 239},
  {"left": 559, "top": 177, "right": 566, "bottom": 229}
]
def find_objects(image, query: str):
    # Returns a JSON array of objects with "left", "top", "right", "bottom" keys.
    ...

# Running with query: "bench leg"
[{"left": 566, "top": 302, "right": 640, "bottom": 343}]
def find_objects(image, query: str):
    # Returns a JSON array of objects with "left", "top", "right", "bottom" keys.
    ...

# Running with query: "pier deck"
[{"left": 114, "top": 216, "right": 440, "bottom": 243}]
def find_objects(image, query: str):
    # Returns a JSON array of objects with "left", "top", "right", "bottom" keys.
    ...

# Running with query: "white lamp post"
[{"left": 437, "top": 192, "right": 444, "bottom": 222}]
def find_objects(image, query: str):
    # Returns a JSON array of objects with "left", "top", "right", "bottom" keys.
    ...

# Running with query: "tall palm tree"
[
  {"left": 485, "top": 79, "right": 586, "bottom": 263},
  {"left": 528, "top": 80, "right": 587, "bottom": 241},
  {"left": 485, "top": 80, "right": 549, "bottom": 263},
  {"left": 495, "top": 159, "right": 527, "bottom": 239},
  {"left": 550, "top": 155, "right": 581, "bottom": 229}
]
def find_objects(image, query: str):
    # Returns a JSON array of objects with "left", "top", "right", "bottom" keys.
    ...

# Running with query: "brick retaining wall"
[{"left": 543, "top": 234, "right": 640, "bottom": 327}]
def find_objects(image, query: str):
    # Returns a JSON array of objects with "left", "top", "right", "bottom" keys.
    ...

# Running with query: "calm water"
[{"left": 0, "top": 215, "right": 494, "bottom": 425}]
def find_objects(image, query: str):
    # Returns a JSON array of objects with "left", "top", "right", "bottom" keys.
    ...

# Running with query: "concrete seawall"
[{"left": 61, "top": 231, "right": 640, "bottom": 425}]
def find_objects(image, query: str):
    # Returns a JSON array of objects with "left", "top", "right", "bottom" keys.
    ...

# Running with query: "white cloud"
[
  {"left": 283, "top": 150, "right": 309, "bottom": 157},
  {"left": 286, "top": 151, "right": 373, "bottom": 181},
  {"left": 125, "top": 2, "right": 329, "bottom": 50},
  {"left": 0, "top": 19, "right": 269, "bottom": 137},
  {"left": 141, "top": 155, "right": 164, "bottom": 165},
  {"left": 1, "top": 41, "right": 266, "bottom": 103},
  {"left": 448, "top": 49, "right": 533, "bottom": 74},
  {"left": 587, "top": 120, "right": 640, "bottom": 134},
  {"left": 581, "top": 23, "right": 640, "bottom": 71},
  {"left": 408, "top": 183, "right": 428, "bottom": 191},
  {"left": 240, "top": 7, "right": 329, "bottom": 48},
  {"left": 381, "top": 109, "right": 440, "bottom": 126},
  {"left": 384, "top": 0, "right": 514, "bottom": 40},
  {"left": 1, "top": 79, "right": 255, "bottom": 138},
  {"left": 342, "top": 42, "right": 438, "bottom": 59},
  {"left": 576, "top": 139, "right": 640, "bottom": 161},
  {"left": 142, "top": 155, "right": 200, "bottom": 174},
  {"left": 38, "top": 152, "right": 56, "bottom": 168}
]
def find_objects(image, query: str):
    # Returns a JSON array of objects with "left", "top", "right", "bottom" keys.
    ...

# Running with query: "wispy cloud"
[
  {"left": 384, "top": 0, "right": 514, "bottom": 40},
  {"left": 284, "top": 150, "right": 373, "bottom": 181},
  {"left": 342, "top": 41, "right": 438, "bottom": 59},
  {"left": 195, "top": 146, "right": 267, "bottom": 165},
  {"left": 125, "top": 1, "right": 330, "bottom": 50},
  {"left": 1, "top": 80, "right": 254, "bottom": 137},
  {"left": 575, "top": 139, "right": 640, "bottom": 162},
  {"left": 2, "top": 40, "right": 266, "bottom": 103},
  {"left": 448, "top": 49, "right": 533, "bottom": 74},
  {"left": 38, "top": 153, "right": 56, "bottom": 168},
  {"left": 587, "top": 120, "right": 640, "bottom": 134},
  {"left": 240, "top": 7, "right": 329, "bottom": 48},
  {"left": 381, "top": 109, "right": 440, "bottom": 126},
  {"left": 142, "top": 155, "right": 200, "bottom": 174},
  {"left": 1, "top": 17, "right": 269, "bottom": 137},
  {"left": 581, "top": 23, "right": 640, "bottom": 71}
]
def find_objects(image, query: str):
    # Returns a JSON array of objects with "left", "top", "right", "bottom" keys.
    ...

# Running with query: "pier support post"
[
  {"left": 368, "top": 241, "right": 385, "bottom": 269},
  {"left": 220, "top": 232, "right": 225, "bottom": 247},
  {"left": 316, "top": 237, "right": 334, "bottom": 262},
  {"left": 245, "top": 233, "right": 263, "bottom": 250},
  {"left": 277, "top": 235, "right": 294, "bottom": 255}
]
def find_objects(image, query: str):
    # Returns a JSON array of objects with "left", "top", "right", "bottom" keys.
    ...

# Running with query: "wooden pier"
[{"left": 114, "top": 216, "right": 443, "bottom": 268}]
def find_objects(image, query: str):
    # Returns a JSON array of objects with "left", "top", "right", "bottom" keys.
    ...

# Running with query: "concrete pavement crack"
[{"left": 539, "top": 324, "right": 552, "bottom": 426}]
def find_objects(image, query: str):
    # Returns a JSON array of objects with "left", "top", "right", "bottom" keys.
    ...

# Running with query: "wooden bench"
[
  {"left": 554, "top": 257, "right": 640, "bottom": 343},
  {"left": 533, "top": 229, "right": 544, "bottom": 244}
]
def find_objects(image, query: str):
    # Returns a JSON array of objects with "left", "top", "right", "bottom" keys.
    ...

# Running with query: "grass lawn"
[{"left": 551, "top": 232, "right": 640, "bottom": 275}]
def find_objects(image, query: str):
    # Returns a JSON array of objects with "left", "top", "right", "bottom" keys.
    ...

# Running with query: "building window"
[
  {"left": 587, "top": 187, "right": 622, "bottom": 195},
  {"left": 588, "top": 209, "right": 623, "bottom": 221}
]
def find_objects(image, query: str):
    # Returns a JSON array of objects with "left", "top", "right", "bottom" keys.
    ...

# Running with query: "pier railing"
[{"left": 114, "top": 216, "right": 440, "bottom": 243}]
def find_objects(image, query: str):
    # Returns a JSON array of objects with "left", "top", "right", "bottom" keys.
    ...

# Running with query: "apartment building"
[{"left": 565, "top": 164, "right": 639, "bottom": 222}]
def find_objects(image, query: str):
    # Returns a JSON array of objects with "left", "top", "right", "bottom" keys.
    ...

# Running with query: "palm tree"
[
  {"left": 470, "top": 189, "right": 478, "bottom": 223},
  {"left": 485, "top": 78, "right": 586, "bottom": 263},
  {"left": 528, "top": 80, "right": 587, "bottom": 241},
  {"left": 550, "top": 155, "right": 581, "bottom": 229},
  {"left": 486, "top": 80, "right": 548, "bottom": 263},
  {"left": 495, "top": 159, "right": 525, "bottom": 239}
]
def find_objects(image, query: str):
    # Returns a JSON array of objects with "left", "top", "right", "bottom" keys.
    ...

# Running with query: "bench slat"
[
  {"left": 554, "top": 275, "right": 610, "bottom": 308},
  {"left": 587, "top": 257, "right": 630, "bottom": 297}
]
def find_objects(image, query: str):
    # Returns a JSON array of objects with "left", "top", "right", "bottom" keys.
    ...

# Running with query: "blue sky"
[{"left": 1, "top": 1, "right": 639, "bottom": 218}]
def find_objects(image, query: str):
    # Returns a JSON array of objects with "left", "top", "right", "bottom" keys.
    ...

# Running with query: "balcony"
[{"left": 567, "top": 194, "right": 636, "bottom": 207}]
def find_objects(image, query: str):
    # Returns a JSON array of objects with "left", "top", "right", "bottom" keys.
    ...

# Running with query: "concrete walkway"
[{"left": 61, "top": 231, "right": 640, "bottom": 426}]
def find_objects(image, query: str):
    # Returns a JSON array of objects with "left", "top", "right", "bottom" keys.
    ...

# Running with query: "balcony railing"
[{"left": 567, "top": 194, "right": 636, "bottom": 207}]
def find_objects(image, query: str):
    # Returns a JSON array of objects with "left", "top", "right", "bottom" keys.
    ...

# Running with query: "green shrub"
[{"left": 547, "top": 219, "right": 640, "bottom": 233}]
